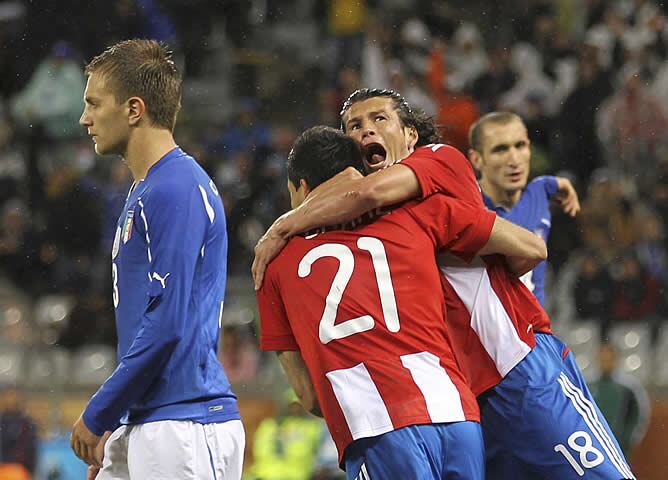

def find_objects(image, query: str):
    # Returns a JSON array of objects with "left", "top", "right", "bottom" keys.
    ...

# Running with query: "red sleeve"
[
  {"left": 409, "top": 194, "right": 497, "bottom": 262},
  {"left": 400, "top": 144, "right": 484, "bottom": 207},
  {"left": 256, "top": 262, "right": 299, "bottom": 352}
]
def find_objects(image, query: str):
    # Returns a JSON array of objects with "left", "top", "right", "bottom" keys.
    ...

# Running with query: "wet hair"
[
  {"left": 85, "top": 39, "right": 181, "bottom": 131},
  {"left": 468, "top": 111, "right": 523, "bottom": 152},
  {"left": 287, "top": 126, "right": 365, "bottom": 190},
  {"left": 340, "top": 88, "right": 441, "bottom": 147}
]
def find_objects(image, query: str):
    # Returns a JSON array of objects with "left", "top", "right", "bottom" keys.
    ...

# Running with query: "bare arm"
[
  {"left": 477, "top": 216, "right": 547, "bottom": 276},
  {"left": 252, "top": 164, "right": 420, "bottom": 288},
  {"left": 276, "top": 351, "right": 322, "bottom": 417}
]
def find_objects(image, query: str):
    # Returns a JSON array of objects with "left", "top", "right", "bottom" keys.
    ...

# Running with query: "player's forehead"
[
  {"left": 84, "top": 72, "right": 114, "bottom": 102},
  {"left": 342, "top": 96, "right": 397, "bottom": 124},
  {"left": 482, "top": 119, "right": 528, "bottom": 149}
]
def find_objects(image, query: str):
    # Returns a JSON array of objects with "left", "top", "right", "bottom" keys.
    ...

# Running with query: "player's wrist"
[{"left": 274, "top": 211, "right": 298, "bottom": 239}]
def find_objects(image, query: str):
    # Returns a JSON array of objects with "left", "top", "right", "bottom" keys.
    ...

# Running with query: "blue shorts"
[
  {"left": 344, "top": 421, "right": 484, "bottom": 480},
  {"left": 479, "top": 333, "right": 634, "bottom": 479}
]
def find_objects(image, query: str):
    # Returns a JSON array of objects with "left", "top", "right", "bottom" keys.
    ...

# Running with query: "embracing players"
[{"left": 254, "top": 89, "right": 633, "bottom": 479}]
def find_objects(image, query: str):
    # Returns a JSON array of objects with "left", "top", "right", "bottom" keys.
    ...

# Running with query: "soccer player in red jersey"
[
  {"left": 253, "top": 90, "right": 634, "bottom": 479},
  {"left": 257, "top": 125, "right": 546, "bottom": 479}
]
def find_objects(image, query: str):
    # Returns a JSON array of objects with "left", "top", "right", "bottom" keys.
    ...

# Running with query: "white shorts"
[{"left": 97, "top": 419, "right": 245, "bottom": 480}]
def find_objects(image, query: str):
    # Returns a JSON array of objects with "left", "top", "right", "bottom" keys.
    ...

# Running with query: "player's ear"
[
  {"left": 468, "top": 148, "right": 483, "bottom": 171},
  {"left": 127, "top": 96, "right": 145, "bottom": 126},
  {"left": 406, "top": 126, "right": 418, "bottom": 151},
  {"left": 299, "top": 178, "right": 312, "bottom": 197}
]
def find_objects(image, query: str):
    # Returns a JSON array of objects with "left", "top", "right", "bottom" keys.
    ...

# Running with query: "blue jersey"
[
  {"left": 83, "top": 147, "right": 239, "bottom": 435},
  {"left": 483, "top": 175, "right": 558, "bottom": 305}
]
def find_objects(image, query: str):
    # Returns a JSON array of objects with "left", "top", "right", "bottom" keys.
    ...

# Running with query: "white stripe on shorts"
[
  {"left": 361, "top": 462, "right": 370, "bottom": 480},
  {"left": 558, "top": 373, "right": 634, "bottom": 479}
]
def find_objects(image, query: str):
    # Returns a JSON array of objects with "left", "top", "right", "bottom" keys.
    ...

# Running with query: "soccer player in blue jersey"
[
  {"left": 70, "top": 39, "right": 244, "bottom": 479},
  {"left": 468, "top": 111, "right": 581, "bottom": 305}
]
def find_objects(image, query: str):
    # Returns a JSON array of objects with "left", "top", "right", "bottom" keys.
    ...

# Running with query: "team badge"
[
  {"left": 122, "top": 210, "right": 134, "bottom": 244},
  {"left": 112, "top": 226, "right": 121, "bottom": 259}
]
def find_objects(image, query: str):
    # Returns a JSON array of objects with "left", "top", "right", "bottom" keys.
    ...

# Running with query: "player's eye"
[
  {"left": 349, "top": 123, "right": 360, "bottom": 130},
  {"left": 375, "top": 115, "right": 386, "bottom": 121}
]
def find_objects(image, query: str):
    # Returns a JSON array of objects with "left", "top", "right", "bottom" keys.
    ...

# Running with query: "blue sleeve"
[
  {"left": 83, "top": 184, "right": 208, "bottom": 434},
  {"left": 531, "top": 175, "right": 559, "bottom": 199}
]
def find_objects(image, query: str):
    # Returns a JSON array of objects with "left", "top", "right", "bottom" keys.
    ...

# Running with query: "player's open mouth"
[{"left": 363, "top": 143, "right": 387, "bottom": 166}]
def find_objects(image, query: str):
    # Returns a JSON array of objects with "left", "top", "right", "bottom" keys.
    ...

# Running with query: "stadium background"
[{"left": 1, "top": 0, "right": 668, "bottom": 478}]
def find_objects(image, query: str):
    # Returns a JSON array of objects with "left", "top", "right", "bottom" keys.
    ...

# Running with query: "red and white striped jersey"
[
  {"left": 258, "top": 193, "right": 496, "bottom": 460},
  {"left": 400, "top": 144, "right": 552, "bottom": 395}
]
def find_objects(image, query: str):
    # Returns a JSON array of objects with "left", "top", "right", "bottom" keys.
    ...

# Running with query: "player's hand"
[
  {"left": 71, "top": 414, "right": 102, "bottom": 467},
  {"left": 87, "top": 466, "right": 100, "bottom": 480},
  {"left": 253, "top": 217, "right": 289, "bottom": 290},
  {"left": 554, "top": 177, "right": 580, "bottom": 217}
]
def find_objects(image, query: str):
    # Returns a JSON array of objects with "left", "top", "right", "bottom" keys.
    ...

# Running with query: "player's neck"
[
  {"left": 124, "top": 128, "right": 177, "bottom": 181},
  {"left": 481, "top": 179, "right": 521, "bottom": 210}
]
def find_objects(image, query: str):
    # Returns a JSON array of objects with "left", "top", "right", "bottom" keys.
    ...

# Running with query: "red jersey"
[
  {"left": 258, "top": 194, "right": 496, "bottom": 461},
  {"left": 400, "top": 144, "right": 552, "bottom": 395}
]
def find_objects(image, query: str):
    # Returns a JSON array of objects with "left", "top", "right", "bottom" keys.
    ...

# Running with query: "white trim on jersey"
[
  {"left": 138, "top": 199, "right": 152, "bottom": 263},
  {"left": 326, "top": 363, "right": 394, "bottom": 441},
  {"left": 401, "top": 351, "right": 465, "bottom": 422},
  {"left": 198, "top": 185, "right": 215, "bottom": 223},
  {"left": 557, "top": 373, "right": 634, "bottom": 479},
  {"left": 441, "top": 263, "right": 531, "bottom": 377}
]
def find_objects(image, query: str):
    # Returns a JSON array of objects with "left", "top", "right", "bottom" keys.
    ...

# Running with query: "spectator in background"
[
  {"left": 10, "top": 40, "right": 84, "bottom": 141},
  {"left": 589, "top": 343, "right": 651, "bottom": 456},
  {"left": 611, "top": 251, "right": 662, "bottom": 325},
  {"left": 0, "top": 111, "right": 25, "bottom": 205},
  {"left": 212, "top": 98, "right": 272, "bottom": 158},
  {"left": 635, "top": 208, "right": 668, "bottom": 285},
  {"left": 472, "top": 46, "right": 517, "bottom": 113},
  {"left": 220, "top": 323, "right": 260, "bottom": 385},
  {"left": 0, "top": 384, "right": 38, "bottom": 477},
  {"left": 427, "top": 38, "right": 479, "bottom": 152},
  {"left": 0, "top": 199, "right": 41, "bottom": 292},
  {"left": 597, "top": 66, "right": 668, "bottom": 187},
  {"left": 573, "top": 252, "right": 613, "bottom": 317},
  {"left": 558, "top": 45, "right": 613, "bottom": 182},
  {"left": 250, "top": 389, "right": 323, "bottom": 480},
  {"left": 573, "top": 250, "right": 614, "bottom": 334},
  {"left": 318, "top": 0, "right": 368, "bottom": 76}
]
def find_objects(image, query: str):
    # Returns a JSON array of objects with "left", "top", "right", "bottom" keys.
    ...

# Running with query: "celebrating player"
[
  {"left": 257, "top": 125, "right": 546, "bottom": 479},
  {"left": 253, "top": 89, "right": 634, "bottom": 479},
  {"left": 468, "top": 111, "right": 581, "bottom": 305},
  {"left": 71, "top": 40, "right": 244, "bottom": 479}
]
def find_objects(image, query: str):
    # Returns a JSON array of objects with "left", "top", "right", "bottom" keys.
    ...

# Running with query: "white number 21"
[{"left": 298, "top": 237, "right": 399, "bottom": 344}]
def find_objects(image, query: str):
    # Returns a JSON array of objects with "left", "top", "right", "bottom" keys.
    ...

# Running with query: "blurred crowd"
[{"left": 1, "top": 0, "right": 668, "bottom": 477}]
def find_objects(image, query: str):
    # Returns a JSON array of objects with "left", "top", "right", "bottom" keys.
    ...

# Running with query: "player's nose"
[
  {"left": 507, "top": 148, "right": 521, "bottom": 165},
  {"left": 79, "top": 110, "right": 91, "bottom": 127},
  {"left": 361, "top": 123, "right": 376, "bottom": 139}
]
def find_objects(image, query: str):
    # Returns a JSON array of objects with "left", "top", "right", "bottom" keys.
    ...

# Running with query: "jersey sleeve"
[
  {"left": 83, "top": 183, "right": 210, "bottom": 434},
  {"left": 400, "top": 144, "right": 484, "bottom": 207},
  {"left": 531, "top": 175, "right": 559, "bottom": 199},
  {"left": 409, "top": 194, "right": 497, "bottom": 262},
  {"left": 257, "top": 262, "right": 299, "bottom": 352}
]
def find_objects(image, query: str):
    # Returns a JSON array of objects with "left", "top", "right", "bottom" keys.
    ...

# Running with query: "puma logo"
[{"left": 151, "top": 271, "right": 171, "bottom": 289}]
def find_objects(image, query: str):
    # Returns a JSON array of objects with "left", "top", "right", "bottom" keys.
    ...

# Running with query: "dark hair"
[
  {"left": 468, "top": 111, "right": 522, "bottom": 152},
  {"left": 85, "top": 39, "right": 182, "bottom": 131},
  {"left": 287, "top": 126, "right": 365, "bottom": 189},
  {"left": 340, "top": 88, "right": 441, "bottom": 147}
]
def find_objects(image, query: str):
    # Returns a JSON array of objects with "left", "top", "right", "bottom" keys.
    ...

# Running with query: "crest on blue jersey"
[{"left": 122, "top": 210, "right": 135, "bottom": 244}]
